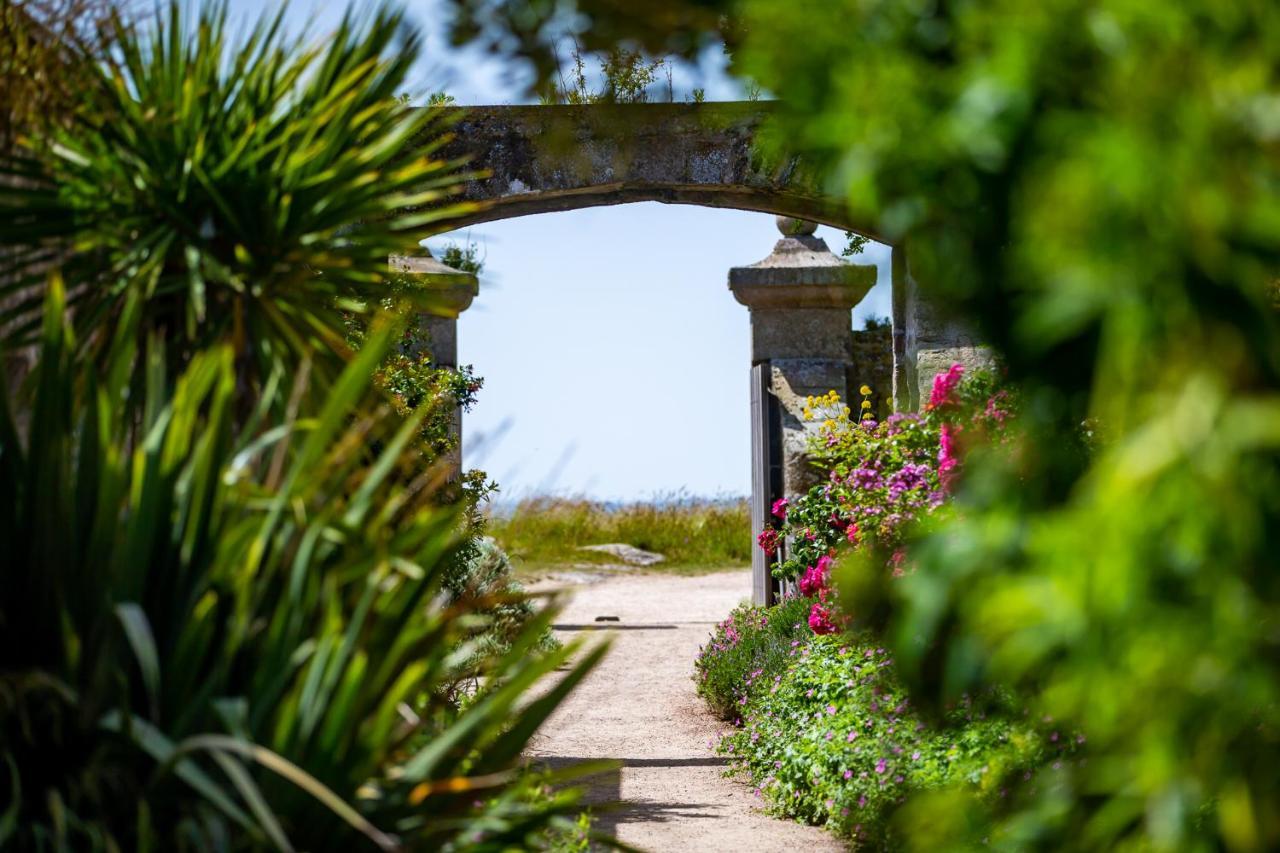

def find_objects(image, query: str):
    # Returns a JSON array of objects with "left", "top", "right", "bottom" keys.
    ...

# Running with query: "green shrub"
[
  {"left": 0, "top": 285, "right": 604, "bottom": 850},
  {"left": 693, "top": 597, "right": 812, "bottom": 719},
  {"left": 0, "top": 3, "right": 607, "bottom": 847},
  {"left": 718, "top": 633, "right": 1067, "bottom": 848},
  {"left": 446, "top": 537, "right": 560, "bottom": 672}
]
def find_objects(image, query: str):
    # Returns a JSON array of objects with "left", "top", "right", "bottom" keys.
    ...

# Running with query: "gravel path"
[{"left": 526, "top": 570, "right": 844, "bottom": 853}]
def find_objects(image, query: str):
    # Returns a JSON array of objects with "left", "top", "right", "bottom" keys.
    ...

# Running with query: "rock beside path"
[{"left": 577, "top": 543, "right": 666, "bottom": 567}]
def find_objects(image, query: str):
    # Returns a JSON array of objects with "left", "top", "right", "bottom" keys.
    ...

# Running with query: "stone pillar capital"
[
  {"left": 389, "top": 253, "right": 478, "bottom": 318},
  {"left": 728, "top": 236, "right": 874, "bottom": 311},
  {"left": 728, "top": 231, "right": 875, "bottom": 363}
]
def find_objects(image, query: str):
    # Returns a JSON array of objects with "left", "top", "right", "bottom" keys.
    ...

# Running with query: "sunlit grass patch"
[{"left": 486, "top": 493, "right": 751, "bottom": 575}]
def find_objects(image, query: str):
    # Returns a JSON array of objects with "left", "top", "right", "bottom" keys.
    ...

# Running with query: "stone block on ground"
[{"left": 578, "top": 543, "right": 666, "bottom": 567}]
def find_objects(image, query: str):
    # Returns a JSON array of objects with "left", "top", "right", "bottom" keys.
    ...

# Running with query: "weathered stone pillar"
[
  {"left": 730, "top": 218, "right": 876, "bottom": 604},
  {"left": 388, "top": 252, "right": 478, "bottom": 481},
  {"left": 890, "top": 244, "right": 995, "bottom": 411}
]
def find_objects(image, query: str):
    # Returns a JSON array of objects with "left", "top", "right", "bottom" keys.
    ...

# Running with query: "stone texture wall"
[
  {"left": 912, "top": 297, "right": 996, "bottom": 405},
  {"left": 431, "top": 103, "right": 879, "bottom": 235},
  {"left": 850, "top": 324, "right": 893, "bottom": 420},
  {"left": 890, "top": 246, "right": 995, "bottom": 411}
]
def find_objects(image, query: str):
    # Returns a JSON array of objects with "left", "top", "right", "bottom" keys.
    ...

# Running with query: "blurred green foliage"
[{"left": 443, "top": 0, "right": 1280, "bottom": 848}]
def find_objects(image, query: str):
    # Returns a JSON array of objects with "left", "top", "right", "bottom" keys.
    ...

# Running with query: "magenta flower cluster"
[{"left": 755, "top": 365, "right": 1013, "bottom": 635}]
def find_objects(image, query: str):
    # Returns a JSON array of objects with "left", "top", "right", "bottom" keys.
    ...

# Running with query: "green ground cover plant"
[
  {"left": 717, "top": 632, "right": 1066, "bottom": 849},
  {"left": 486, "top": 495, "right": 751, "bottom": 573},
  {"left": 694, "top": 597, "right": 812, "bottom": 719},
  {"left": 696, "top": 596, "right": 1068, "bottom": 849}
]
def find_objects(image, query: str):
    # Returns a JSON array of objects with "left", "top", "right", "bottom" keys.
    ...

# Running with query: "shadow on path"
[{"left": 531, "top": 755, "right": 737, "bottom": 838}]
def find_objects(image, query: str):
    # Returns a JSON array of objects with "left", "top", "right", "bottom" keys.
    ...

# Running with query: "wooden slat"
[{"left": 750, "top": 362, "right": 774, "bottom": 606}]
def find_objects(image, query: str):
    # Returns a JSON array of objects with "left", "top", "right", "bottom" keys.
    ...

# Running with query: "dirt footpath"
[{"left": 526, "top": 570, "right": 845, "bottom": 853}]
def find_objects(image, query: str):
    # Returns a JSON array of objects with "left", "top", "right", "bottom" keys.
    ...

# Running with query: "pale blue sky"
[{"left": 226, "top": 0, "right": 892, "bottom": 500}]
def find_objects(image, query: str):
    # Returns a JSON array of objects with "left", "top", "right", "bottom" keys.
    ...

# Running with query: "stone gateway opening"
[{"left": 399, "top": 102, "right": 991, "bottom": 605}]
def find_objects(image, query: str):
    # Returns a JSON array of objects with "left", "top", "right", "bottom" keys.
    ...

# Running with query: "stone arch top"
[{"left": 430, "top": 102, "right": 876, "bottom": 237}]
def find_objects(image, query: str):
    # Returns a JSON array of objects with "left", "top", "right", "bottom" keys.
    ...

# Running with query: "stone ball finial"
[{"left": 775, "top": 216, "right": 818, "bottom": 237}]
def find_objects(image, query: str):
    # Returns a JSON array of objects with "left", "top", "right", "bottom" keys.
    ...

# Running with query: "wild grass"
[{"left": 485, "top": 494, "right": 752, "bottom": 574}]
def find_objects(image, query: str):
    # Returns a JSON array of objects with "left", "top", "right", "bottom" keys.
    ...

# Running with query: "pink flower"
[
  {"left": 843, "top": 769, "right": 853, "bottom": 780},
  {"left": 756, "top": 527, "right": 781, "bottom": 556},
  {"left": 875, "top": 758, "right": 888, "bottom": 774},
  {"left": 890, "top": 548, "right": 907, "bottom": 578},
  {"left": 984, "top": 390, "right": 1010, "bottom": 424},
  {"left": 845, "top": 522, "right": 860, "bottom": 544},
  {"left": 928, "top": 363, "right": 964, "bottom": 410},
  {"left": 771, "top": 497, "right": 789, "bottom": 519},
  {"left": 938, "top": 423, "right": 960, "bottom": 490},
  {"left": 808, "top": 602, "right": 838, "bottom": 635},
  {"left": 799, "top": 553, "right": 835, "bottom": 598}
]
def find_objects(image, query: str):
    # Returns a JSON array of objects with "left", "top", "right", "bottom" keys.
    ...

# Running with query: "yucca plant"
[
  {"left": 0, "top": 2, "right": 610, "bottom": 849},
  {"left": 0, "top": 0, "right": 468, "bottom": 411},
  {"left": 0, "top": 279, "right": 606, "bottom": 850}
]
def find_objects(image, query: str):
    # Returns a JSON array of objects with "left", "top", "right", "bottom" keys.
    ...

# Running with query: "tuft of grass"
[{"left": 486, "top": 494, "right": 751, "bottom": 574}]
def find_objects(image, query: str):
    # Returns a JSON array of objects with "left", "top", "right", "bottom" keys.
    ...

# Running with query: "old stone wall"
[
  {"left": 890, "top": 247, "right": 996, "bottom": 410},
  {"left": 430, "top": 103, "right": 876, "bottom": 235},
  {"left": 850, "top": 323, "right": 893, "bottom": 420}
]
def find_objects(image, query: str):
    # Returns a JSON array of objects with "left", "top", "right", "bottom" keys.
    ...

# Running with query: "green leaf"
[{"left": 115, "top": 603, "right": 162, "bottom": 719}]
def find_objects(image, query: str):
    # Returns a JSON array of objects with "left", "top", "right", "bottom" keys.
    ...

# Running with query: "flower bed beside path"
[{"left": 695, "top": 367, "right": 1076, "bottom": 848}]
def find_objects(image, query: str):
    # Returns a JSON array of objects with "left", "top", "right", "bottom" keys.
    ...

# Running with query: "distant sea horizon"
[{"left": 483, "top": 489, "right": 750, "bottom": 516}]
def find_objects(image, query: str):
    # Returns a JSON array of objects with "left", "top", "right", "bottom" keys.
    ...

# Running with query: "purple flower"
[
  {"left": 888, "top": 463, "right": 931, "bottom": 499},
  {"left": 875, "top": 759, "right": 888, "bottom": 774},
  {"left": 849, "top": 466, "right": 884, "bottom": 490}
]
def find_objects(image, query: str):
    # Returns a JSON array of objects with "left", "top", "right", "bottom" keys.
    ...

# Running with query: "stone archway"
[
  {"left": 402, "top": 102, "right": 991, "bottom": 603},
  {"left": 431, "top": 103, "right": 875, "bottom": 236}
]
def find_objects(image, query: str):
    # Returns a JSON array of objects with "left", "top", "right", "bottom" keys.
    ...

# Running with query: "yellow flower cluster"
[{"left": 803, "top": 389, "right": 848, "bottom": 423}]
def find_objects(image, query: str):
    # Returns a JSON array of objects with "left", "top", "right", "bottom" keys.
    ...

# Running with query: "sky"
[{"left": 225, "top": 0, "right": 893, "bottom": 501}]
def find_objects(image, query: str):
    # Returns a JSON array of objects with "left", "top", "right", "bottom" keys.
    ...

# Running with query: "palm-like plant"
[
  {"left": 1, "top": 1, "right": 467, "bottom": 407},
  {"left": 0, "top": 3, "right": 609, "bottom": 849},
  {"left": 0, "top": 280, "right": 605, "bottom": 850}
]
